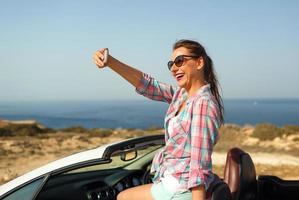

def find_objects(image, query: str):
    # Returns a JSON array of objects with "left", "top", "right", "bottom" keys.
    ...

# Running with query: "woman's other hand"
[{"left": 93, "top": 48, "right": 109, "bottom": 69}]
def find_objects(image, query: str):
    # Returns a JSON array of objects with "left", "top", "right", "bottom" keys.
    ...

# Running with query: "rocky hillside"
[{"left": 1, "top": 120, "right": 299, "bottom": 185}]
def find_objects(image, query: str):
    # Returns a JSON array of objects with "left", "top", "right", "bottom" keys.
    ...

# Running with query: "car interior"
[
  {"left": 221, "top": 147, "right": 299, "bottom": 200},
  {"left": 35, "top": 136, "right": 164, "bottom": 200},
  {"left": 3, "top": 135, "right": 299, "bottom": 200}
]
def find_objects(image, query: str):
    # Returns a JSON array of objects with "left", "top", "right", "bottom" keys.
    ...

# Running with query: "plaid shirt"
[{"left": 136, "top": 73, "right": 221, "bottom": 191}]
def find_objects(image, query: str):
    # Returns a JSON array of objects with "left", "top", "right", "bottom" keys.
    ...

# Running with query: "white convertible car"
[{"left": 0, "top": 135, "right": 298, "bottom": 200}]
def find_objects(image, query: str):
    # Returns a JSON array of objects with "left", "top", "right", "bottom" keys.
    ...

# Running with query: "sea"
[{"left": 0, "top": 99, "right": 298, "bottom": 129}]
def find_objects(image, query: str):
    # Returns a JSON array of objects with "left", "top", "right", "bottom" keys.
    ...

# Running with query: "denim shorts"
[{"left": 150, "top": 182, "right": 192, "bottom": 200}]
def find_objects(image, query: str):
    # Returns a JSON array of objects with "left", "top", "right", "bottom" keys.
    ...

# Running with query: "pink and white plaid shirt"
[{"left": 136, "top": 73, "right": 221, "bottom": 191}]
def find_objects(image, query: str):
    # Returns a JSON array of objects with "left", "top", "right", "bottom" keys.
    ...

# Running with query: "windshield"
[{"left": 64, "top": 144, "right": 163, "bottom": 174}]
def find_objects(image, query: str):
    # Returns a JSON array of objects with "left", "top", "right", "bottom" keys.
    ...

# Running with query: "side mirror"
[{"left": 121, "top": 150, "right": 137, "bottom": 161}]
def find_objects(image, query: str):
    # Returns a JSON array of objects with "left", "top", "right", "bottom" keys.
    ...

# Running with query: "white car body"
[
  {"left": 0, "top": 135, "right": 164, "bottom": 199},
  {"left": 0, "top": 143, "right": 111, "bottom": 196}
]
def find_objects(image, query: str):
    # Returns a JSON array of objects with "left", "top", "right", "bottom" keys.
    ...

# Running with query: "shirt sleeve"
[
  {"left": 135, "top": 73, "right": 177, "bottom": 104},
  {"left": 188, "top": 98, "right": 220, "bottom": 190}
]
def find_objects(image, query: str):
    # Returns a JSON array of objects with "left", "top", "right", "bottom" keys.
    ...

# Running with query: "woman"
[{"left": 93, "top": 39, "right": 224, "bottom": 200}]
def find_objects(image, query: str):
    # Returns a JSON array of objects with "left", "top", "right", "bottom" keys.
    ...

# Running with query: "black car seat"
[
  {"left": 206, "top": 174, "right": 232, "bottom": 200},
  {"left": 223, "top": 148, "right": 257, "bottom": 200}
]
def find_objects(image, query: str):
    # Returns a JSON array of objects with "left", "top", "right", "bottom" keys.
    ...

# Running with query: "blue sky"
[{"left": 0, "top": 0, "right": 298, "bottom": 101}]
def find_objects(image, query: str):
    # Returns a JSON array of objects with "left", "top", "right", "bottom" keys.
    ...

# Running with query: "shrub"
[
  {"left": 252, "top": 123, "right": 283, "bottom": 141},
  {"left": 0, "top": 124, "right": 50, "bottom": 136},
  {"left": 126, "top": 128, "right": 137, "bottom": 131},
  {"left": 131, "top": 130, "right": 146, "bottom": 137},
  {"left": 282, "top": 125, "right": 299, "bottom": 136},
  {"left": 59, "top": 126, "right": 88, "bottom": 133},
  {"left": 144, "top": 126, "right": 163, "bottom": 131},
  {"left": 0, "top": 128, "right": 12, "bottom": 136},
  {"left": 88, "top": 128, "right": 114, "bottom": 137}
]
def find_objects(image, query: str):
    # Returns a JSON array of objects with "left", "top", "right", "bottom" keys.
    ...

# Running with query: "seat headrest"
[{"left": 223, "top": 148, "right": 257, "bottom": 200}]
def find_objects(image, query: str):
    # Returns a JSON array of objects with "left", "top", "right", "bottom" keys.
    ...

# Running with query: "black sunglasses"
[{"left": 167, "top": 55, "right": 199, "bottom": 70}]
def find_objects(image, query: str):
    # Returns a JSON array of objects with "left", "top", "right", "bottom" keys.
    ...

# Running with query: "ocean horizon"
[{"left": 0, "top": 99, "right": 298, "bottom": 129}]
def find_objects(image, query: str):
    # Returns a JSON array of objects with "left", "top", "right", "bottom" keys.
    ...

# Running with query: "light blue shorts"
[{"left": 150, "top": 182, "right": 192, "bottom": 200}]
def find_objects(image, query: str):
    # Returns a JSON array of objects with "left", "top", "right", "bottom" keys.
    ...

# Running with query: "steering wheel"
[
  {"left": 142, "top": 169, "right": 152, "bottom": 184},
  {"left": 141, "top": 165, "right": 153, "bottom": 184}
]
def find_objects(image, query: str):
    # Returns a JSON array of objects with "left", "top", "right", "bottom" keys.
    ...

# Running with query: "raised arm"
[
  {"left": 93, "top": 48, "right": 177, "bottom": 103},
  {"left": 93, "top": 48, "right": 142, "bottom": 88}
]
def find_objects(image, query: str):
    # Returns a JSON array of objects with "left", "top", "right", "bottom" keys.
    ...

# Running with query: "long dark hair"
[{"left": 173, "top": 39, "right": 224, "bottom": 124}]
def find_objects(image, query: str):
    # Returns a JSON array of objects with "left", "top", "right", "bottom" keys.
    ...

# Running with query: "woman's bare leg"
[{"left": 117, "top": 183, "right": 154, "bottom": 200}]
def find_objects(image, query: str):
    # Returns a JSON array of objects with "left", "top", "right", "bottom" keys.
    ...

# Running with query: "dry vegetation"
[
  {"left": 1, "top": 120, "right": 299, "bottom": 185},
  {"left": 213, "top": 124, "right": 299, "bottom": 180}
]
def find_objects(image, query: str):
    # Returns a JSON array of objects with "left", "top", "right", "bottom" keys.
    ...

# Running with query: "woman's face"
[{"left": 170, "top": 47, "right": 204, "bottom": 91}]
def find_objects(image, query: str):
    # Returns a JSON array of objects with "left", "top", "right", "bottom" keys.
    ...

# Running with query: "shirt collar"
[{"left": 185, "top": 84, "right": 211, "bottom": 103}]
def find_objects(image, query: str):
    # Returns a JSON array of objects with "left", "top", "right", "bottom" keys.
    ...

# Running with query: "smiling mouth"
[{"left": 175, "top": 73, "right": 184, "bottom": 81}]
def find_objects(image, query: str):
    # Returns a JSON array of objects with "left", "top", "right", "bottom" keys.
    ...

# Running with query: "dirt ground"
[{"left": 1, "top": 125, "right": 299, "bottom": 185}]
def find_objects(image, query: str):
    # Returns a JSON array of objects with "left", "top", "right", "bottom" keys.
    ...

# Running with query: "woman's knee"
[
  {"left": 117, "top": 184, "right": 153, "bottom": 200},
  {"left": 116, "top": 190, "right": 127, "bottom": 200},
  {"left": 117, "top": 188, "right": 140, "bottom": 200}
]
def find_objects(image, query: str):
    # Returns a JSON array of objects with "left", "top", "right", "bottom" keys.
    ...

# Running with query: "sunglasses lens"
[
  {"left": 167, "top": 61, "right": 174, "bottom": 70},
  {"left": 174, "top": 56, "right": 184, "bottom": 67},
  {"left": 167, "top": 55, "right": 186, "bottom": 70}
]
